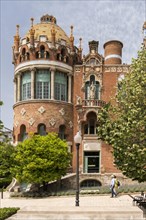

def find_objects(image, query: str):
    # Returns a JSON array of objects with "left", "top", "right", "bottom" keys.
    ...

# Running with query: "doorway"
[{"left": 84, "top": 151, "right": 100, "bottom": 173}]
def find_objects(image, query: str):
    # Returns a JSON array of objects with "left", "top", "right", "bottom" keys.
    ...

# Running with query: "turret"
[
  {"left": 13, "top": 25, "right": 20, "bottom": 54},
  {"left": 104, "top": 40, "right": 123, "bottom": 64},
  {"left": 51, "top": 17, "right": 56, "bottom": 48},
  {"left": 89, "top": 40, "right": 99, "bottom": 54},
  {"left": 29, "top": 18, "right": 35, "bottom": 49},
  {"left": 70, "top": 25, "right": 74, "bottom": 53},
  {"left": 78, "top": 38, "right": 83, "bottom": 60}
]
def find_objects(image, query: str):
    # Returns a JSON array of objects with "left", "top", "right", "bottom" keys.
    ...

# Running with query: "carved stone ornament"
[
  {"left": 105, "top": 66, "right": 129, "bottom": 73},
  {"left": 29, "top": 118, "right": 35, "bottom": 126},
  {"left": 38, "top": 106, "right": 46, "bottom": 114},
  {"left": 20, "top": 108, "right": 26, "bottom": 116},
  {"left": 15, "top": 121, "right": 19, "bottom": 127},
  {"left": 59, "top": 108, "right": 65, "bottom": 116},
  {"left": 76, "top": 96, "right": 82, "bottom": 105},
  {"left": 49, "top": 118, "right": 56, "bottom": 126},
  {"left": 69, "top": 121, "right": 73, "bottom": 128}
]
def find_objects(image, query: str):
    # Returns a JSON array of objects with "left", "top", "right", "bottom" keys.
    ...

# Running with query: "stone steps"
[{"left": 7, "top": 209, "right": 144, "bottom": 220}]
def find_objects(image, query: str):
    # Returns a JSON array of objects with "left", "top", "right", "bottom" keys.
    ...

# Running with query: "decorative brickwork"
[{"left": 12, "top": 14, "right": 131, "bottom": 187}]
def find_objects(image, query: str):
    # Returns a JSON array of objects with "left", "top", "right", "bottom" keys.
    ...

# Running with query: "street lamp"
[{"left": 74, "top": 131, "right": 82, "bottom": 206}]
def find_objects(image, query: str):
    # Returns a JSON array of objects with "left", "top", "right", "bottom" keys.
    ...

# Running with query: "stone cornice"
[
  {"left": 104, "top": 65, "right": 130, "bottom": 73},
  {"left": 14, "top": 60, "right": 73, "bottom": 75}
]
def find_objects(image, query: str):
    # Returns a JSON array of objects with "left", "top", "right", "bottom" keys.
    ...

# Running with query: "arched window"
[
  {"left": 19, "top": 124, "right": 27, "bottom": 141},
  {"left": 36, "top": 51, "right": 39, "bottom": 59},
  {"left": 38, "top": 124, "right": 46, "bottom": 136},
  {"left": 57, "top": 53, "right": 60, "bottom": 61},
  {"left": 21, "top": 71, "right": 31, "bottom": 100},
  {"left": 26, "top": 52, "right": 30, "bottom": 60},
  {"left": 84, "top": 112, "right": 97, "bottom": 135},
  {"left": 59, "top": 125, "right": 66, "bottom": 140},
  {"left": 66, "top": 56, "right": 69, "bottom": 64},
  {"left": 22, "top": 48, "right": 26, "bottom": 56},
  {"left": 61, "top": 48, "right": 66, "bottom": 61},
  {"left": 80, "top": 179, "right": 101, "bottom": 188},
  {"left": 46, "top": 51, "right": 49, "bottom": 59},
  {"left": 54, "top": 72, "right": 68, "bottom": 101},
  {"left": 40, "top": 45, "right": 45, "bottom": 58},
  {"left": 35, "top": 69, "right": 51, "bottom": 99}
]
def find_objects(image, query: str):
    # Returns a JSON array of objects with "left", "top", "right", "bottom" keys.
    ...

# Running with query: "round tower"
[
  {"left": 12, "top": 14, "right": 80, "bottom": 145},
  {"left": 103, "top": 40, "right": 123, "bottom": 64}
]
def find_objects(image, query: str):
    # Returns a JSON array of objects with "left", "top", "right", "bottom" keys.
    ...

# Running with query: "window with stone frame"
[
  {"left": 58, "top": 125, "right": 66, "bottom": 140},
  {"left": 37, "top": 123, "right": 46, "bottom": 136},
  {"left": 19, "top": 124, "right": 27, "bottom": 141},
  {"left": 40, "top": 45, "right": 45, "bottom": 58},
  {"left": 84, "top": 112, "right": 97, "bottom": 135},
  {"left": 21, "top": 71, "right": 31, "bottom": 100},
  {"left": 35, "top": 69, "right": 51, "bottom": 99},
  {"left": 54, "top": 72, "right": 68, "bottom": 101}
]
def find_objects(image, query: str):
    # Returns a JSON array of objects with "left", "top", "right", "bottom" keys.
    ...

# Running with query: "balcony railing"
[{"left": 82, "top": 99, "right": 105, "bottom": 107}]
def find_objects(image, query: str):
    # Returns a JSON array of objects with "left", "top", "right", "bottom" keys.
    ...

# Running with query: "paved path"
[{"left": 0, "top": 192, "right": 145, "bottom": 220}]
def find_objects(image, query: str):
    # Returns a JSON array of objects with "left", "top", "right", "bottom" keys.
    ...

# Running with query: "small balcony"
[{"left": 82, "top": 99, "right": 105, "bottom": 108}]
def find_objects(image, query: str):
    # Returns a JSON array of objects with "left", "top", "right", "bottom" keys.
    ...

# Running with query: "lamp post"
[{"left": 74, "top": 131, "right": 82, "bottom": 206}]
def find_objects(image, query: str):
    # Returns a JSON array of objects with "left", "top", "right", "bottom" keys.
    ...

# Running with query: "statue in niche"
[
  {"left": 89, "top": 81, "right": 96, "bottom": 99},
  {"left": 76, "top": 96, "right": 82, "bottom": 105}
]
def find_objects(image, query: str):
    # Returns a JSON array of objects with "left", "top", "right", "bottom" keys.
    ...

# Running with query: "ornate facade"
[{"left": 13, "top": 14, "right": 132, "bottom": 186}]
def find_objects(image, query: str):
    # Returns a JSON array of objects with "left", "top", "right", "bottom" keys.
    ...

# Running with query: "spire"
[
  {"left": 16, "top": 24, "right": 20, "bottom": 36},
  {"left": 51, "top": 22, "right": 56, "bottom": 48},
  {"left": 31, "top": 17, "right": 34, "bottom": 28},
  {"left": 79, "top": 38, "right": 82, "bottom": 52},
  {"left": 29, "top": 17, "right": 35, "bottom": 35},
  {"left": 78, "top": 38, "right": 83, "bottom": 60},
  {"left": 14, "top": 24, "right": 20, "bottom": 53},
  {"left": 70, "top": 25, "right": 74, "bottom": 52},
  {"left": 29, "top": 18, "right": 35, "bottom": 49}
]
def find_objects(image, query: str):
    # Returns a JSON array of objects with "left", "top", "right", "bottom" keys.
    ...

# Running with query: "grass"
[{"left": 0, "top": 207, "right": 20, "bottom": 220}]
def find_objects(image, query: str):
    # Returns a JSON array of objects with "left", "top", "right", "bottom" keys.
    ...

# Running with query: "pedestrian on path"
[{"left": 110, "top": 175, "right": 117, "bottom": 198}]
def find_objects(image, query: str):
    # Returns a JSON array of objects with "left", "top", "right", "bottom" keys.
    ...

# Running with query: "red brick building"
[{"left": 12, "top": 14, "right": 131, "bottom": 186}]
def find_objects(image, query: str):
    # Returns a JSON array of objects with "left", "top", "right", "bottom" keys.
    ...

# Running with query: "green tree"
[
  {"left": 97, "top": 47, "right": 146, "bottom": 182},
  {"left": 0, "top": 143, "right": 15, "bottom": 188},
  {"left": 0, "top": 101, "right": 14, "bottom": 188},
  {"left": 0, "top": 101, "right": 4, "bottom": 133},
  {"left": 11, "top": 133, "right": 72, "bottom": 189}
]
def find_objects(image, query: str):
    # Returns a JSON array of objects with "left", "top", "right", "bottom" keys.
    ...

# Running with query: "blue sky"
[{"left": 0, "top": 0, "right": 145, "bottom": 129}]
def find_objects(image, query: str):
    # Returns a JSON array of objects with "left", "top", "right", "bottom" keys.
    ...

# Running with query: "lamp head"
[{"left": 74, "top": 131, "right": 82, "bottom": 144}]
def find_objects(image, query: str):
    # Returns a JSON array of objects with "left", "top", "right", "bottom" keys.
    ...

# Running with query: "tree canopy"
[
  {"left": 0, "top": 101, "right": 4, "bottom": 133},
  {"left": 0, "top": 101, "right": 14, "bottom": 188},
  {"left": 97, "top": 47, "right": 146, "bottom": 182},
  {"left": 0, "top": 143, "right": 15, "bottom": 188},
  {"left": 11, "top": 133, "right": 72, "bottom": 186}
]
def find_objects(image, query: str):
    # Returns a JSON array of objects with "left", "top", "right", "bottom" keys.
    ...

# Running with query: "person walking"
[{"left": 110, "top": 175, "right": 117, "bottom": 198}]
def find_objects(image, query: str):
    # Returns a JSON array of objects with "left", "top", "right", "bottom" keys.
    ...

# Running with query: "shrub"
[{"left": 0, "top": 207, "right": 19, "bottom": 220}]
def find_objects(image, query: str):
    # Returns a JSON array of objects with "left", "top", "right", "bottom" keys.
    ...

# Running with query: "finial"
[
  {"left": 79, "top": 38, "right": 82, "bottom": 50},
  {"left": 52, "top": 16, "right": 55, "bottom": 24},
  {"left": 70, "top": 25, "right": 73, "bottom": 36},
  {"left": 16, "top": 25, "right": 19, "bottom": 36},
  {"left": 31, "top": 18, "right": 34, "bottom": 27}
]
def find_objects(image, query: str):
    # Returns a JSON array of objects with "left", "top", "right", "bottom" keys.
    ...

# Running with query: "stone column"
[
  {"left": 51, "top": 68, "right": 55, "bottom": 100},
  {"left": 17, "top": 73, "right": 21, "bottom": 101},
  {"left": 68, "top": 73, "right": 72, "bottom": 103},
  {"left": 14, "top": 78, "right": 17, "bottom": 103},
  {"left": 31, "top": 68, "right": 35, "bottom": 99}
]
